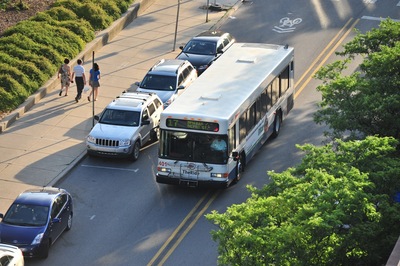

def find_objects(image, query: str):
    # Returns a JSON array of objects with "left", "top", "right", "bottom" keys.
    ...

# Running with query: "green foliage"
[
  {"left": 42, "top": 6, "right": 78, "bottom": 21},
  {"left": 0, "top": 52, "right": 46, "bottom": 85},
  {"left": 0, "top": 0, "right": 135, "bottom": 113},
  {"left": 1, "top": 45, "right": 55, "bottom": 75},
  {"left": 0, "top": 74, "right": 30, "bottom": 111},
  {"left": 53, "top": 0, "right": 113, "bottom": 30},
  {"left": 0, "top": 33, "right": 64, "bottom": 66},
  {"left": 98, "top": 0, "right": 121, "bottom": 21},
  {"left": 207, "top": 136, "right": 400, "bottom": 266},
  {"left": 314, "top": 18, "right": 400, "bottom": 140},
  {"left": 3, "top": 21, "right": 84, "bottom": 60}
]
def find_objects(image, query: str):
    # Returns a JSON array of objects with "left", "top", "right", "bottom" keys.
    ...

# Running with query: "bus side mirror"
[{"left": 232, "top": 151, "right": 239, "bottom": 161}]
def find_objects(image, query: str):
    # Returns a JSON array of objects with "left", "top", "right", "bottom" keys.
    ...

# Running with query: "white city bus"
[{"left": 156, "top": 43, "right": 294, "bottom": 188}]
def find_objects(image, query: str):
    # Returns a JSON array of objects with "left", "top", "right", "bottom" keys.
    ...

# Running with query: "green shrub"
[
  {"left": 57, "top": 19, "right": 95, "bottom": 43},
  {"left": 78, "top": 2, "right": 114, "bottom": 30},
  {"left": 118, "top": 0, "right": 131, "bottom": 13},
  {"left": 0, "top": 75, "right": 29, "bottom": 111},
  {"left": 0, "top": 33, "right": 64, "bottom": 66},
  {"left": 0, "top": 87, "right": 16, "bottom": 112},
  {"left": 3, "top": 21, "right": 85, "bottom": 60},
  {"left": 0, "top": 0, "right": 137, "bottom": 113},
  {"left": 44, "top": 6, "right": 78, "bottom": 21},
  {"left": 98, "top": 0, "right": 121, "bottom": 21},
  {"left": 0, "top": 63, "right": 37, "bottom": 93},
  {"left": 29, "top": 12, "right": 55, "bottom": 24},
  {"left": 2, "top": 45, "right": 55, "bottom": 76},
  {"left": 53, "top": 0, "right": 113, "bottom": 30}
]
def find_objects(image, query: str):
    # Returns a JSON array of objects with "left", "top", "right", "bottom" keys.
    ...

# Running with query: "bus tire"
[
  {"left": 129, "top": 141, "right": 140, "bottom": 161},
  {"left": 271, "top": 111, "right": 282, "bottom": 138},
  {"left": 234, "top": 160, "right": 243, "bottom": 184}
]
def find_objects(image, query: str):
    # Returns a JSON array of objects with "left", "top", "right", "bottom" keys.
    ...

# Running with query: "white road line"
[
  {"left": 90, "top": 215, "right": 96, "bottom": 220},
  {"left": 361, "top": 16, "right": 400, "bottom": 22},
  {"left": 398, "top": 1, "right": 400, "bottom": 7},
  {"left": 81, "top": 164, "right": 139, "bottom": 172}
]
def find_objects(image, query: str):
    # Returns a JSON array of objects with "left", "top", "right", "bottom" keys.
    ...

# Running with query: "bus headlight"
[
  {"left": 157, "top": 167, "right": 171, "bottom": 173},
  {"left": 211, "top": 173, "right": 228, "bottom": 178}
]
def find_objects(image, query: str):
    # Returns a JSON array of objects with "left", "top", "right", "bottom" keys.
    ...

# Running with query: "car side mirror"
[
  {"left": 52, "top": 218, "right": 61, "bottom": 224},
  {"left": 179, "top": 46, "right": 184, "bottom": 50},
  {"left": 94, "top": 115, "right": 100, "bottom": 121},
  {"left": 134, "top": 81, "right": 140, "bottom": 86},
  {"left": 232, "top": 151, "right": 239, "bottom": 161},
  {"left": 177, "top": 85, "right": 185, "bottom": 90},
  {"left": 0, "top": 213, "right": 3, "bottom": 219},
  {"left": 141, "top": 120, "right": 150, "bottom": 126}
]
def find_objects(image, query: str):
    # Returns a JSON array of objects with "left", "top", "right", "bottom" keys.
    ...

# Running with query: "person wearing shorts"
[{"left": 88, "top": 63, "right": 101, "bottom": 102}]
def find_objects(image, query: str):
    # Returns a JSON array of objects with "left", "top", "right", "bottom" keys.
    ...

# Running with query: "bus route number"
[{"left": 166, "top": 119, "right": 219, "bottom": 132}]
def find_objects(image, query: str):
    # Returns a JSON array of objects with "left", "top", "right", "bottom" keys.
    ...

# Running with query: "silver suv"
[
  {"left": 86, "top": 92, "right": 163, "bottom": 161},
  {"left": 135, "top": 59, "right": 197, "bottom": 108}
]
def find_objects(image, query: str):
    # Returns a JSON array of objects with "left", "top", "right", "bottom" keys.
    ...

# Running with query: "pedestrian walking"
[
  {"left": 87, "top": 63, "right": 101, "bottom": 102},
  {"left": 71, "top": 59, "right": 86, "bottom": 102},
  {"left": 57, "top": 58, "right": 72, "bottom": 96}
]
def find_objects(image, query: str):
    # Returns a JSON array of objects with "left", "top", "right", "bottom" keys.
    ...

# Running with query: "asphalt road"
[{"left": 27, "top": 0, "right": 399, "bottom": 265}]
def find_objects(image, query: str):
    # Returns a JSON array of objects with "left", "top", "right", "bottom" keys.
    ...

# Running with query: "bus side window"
[
  {"left": 228, "top": 125, "right": 236, "bottom": 154},
  {"left": 280, "top": 65, "right": 290, "bottom": 93},
  {"left": 239, "top": 112, "right": 247, "bottom": 143},
  {"left": 271, "top": 79, "right": 279, "bottom": 106}
]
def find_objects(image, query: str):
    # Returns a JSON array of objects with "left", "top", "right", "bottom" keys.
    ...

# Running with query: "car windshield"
[
  {"left": 159, "top": 131, "right": 228, "bottom": 164},
  {"left": 182, "top": 40, "right": 216, "bottom": 55},
  {"left": 3, "top": 204, "right": 49, "bottom": 226},
  {"left": 140, "top": 74, "right": 176, "bottom": 91},
  {"left": 99, "top": 109, "right": 140, "bottom": 126}
]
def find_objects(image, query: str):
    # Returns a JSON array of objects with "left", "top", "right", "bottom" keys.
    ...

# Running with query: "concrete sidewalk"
[{"left": 0, "top": 0, "right": 241, "bottom": 213}]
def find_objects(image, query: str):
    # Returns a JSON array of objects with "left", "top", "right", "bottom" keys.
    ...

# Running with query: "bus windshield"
[{"left": 159, "top": 130, "right": 228, "bottom": 164}]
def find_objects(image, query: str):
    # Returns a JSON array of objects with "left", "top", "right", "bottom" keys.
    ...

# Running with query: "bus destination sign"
[{"left": 166, "top": 119, "right": 219, "bottom": 132}]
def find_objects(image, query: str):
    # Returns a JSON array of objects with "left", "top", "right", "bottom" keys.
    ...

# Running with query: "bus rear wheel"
[{"left": 271, "top": 111, "right": 282, "bottom": 138}]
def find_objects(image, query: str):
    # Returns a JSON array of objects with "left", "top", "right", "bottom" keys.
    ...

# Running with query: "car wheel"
[
  {"left": 66, "top": 213, "right": 72, "bottom": 231},
  {"left": 129, "top": 141, "right": 140, "bottom": 161},
  {"left": 271, "top": 111, "right": 281, "bottom": 138}
]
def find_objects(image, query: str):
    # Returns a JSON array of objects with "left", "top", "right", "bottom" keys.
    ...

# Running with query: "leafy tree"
[
  {"left": 206, "top": 136, "right": 400, "bottom": 266},
  {"left": 314, "top": 19, "right": 400, "bottom": 140}
]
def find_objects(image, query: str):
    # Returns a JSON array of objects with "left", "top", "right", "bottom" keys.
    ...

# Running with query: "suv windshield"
[
  {"left": 99, "top": 109, "right": 140, "bottom": 126},
  {"left": 140, "top": 74, "right": 176, "bottom": 91},
  {"left": 183, "top": 40, "right": 216, "bottom": 55}
]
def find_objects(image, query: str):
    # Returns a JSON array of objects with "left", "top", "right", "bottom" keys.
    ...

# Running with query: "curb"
[{"left": 0, "top": 0, "right": 156, "bottom": 133}]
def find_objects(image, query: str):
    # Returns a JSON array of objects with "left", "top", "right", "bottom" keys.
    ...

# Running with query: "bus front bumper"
[{"left": 156, "top": 173, "right": 230, "bottom": 188}]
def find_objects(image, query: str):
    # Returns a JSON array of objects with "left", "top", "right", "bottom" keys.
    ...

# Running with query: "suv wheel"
[{"left": 130, "top": 141, "right": 140, "bottom": 161}]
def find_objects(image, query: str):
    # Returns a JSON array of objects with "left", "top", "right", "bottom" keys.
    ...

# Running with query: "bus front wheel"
[{"left": 271, "top": 111, "right": 282, "bottom": 138}]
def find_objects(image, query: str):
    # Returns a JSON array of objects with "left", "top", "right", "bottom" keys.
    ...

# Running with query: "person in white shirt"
[
  {"left": 210, "top": 136, "right": 227, "bottom": 152},
  {"left": 71, "top": 59, "right": 86, "bottom": 102}
]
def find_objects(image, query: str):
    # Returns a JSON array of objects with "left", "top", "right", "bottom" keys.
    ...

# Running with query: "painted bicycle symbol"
[{"left": 273, "top": 17, "right": 302, "bottom": 33}]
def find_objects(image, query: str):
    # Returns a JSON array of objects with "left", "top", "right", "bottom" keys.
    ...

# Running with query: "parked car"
[
  {"left": 0, "top": 187, "right": 73, "bottom": 259},
  {"left": 135, "top": 59, "right": 197, "bottom": 108},
  {"left": 86, "top": 91, "right": 163, "bottom": 161},
  {"left": 0, "top": 243, "right": 24, "bottom": 266},
  {"left": 176, "top": 30, "right": 235, "bottom": 75}
]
